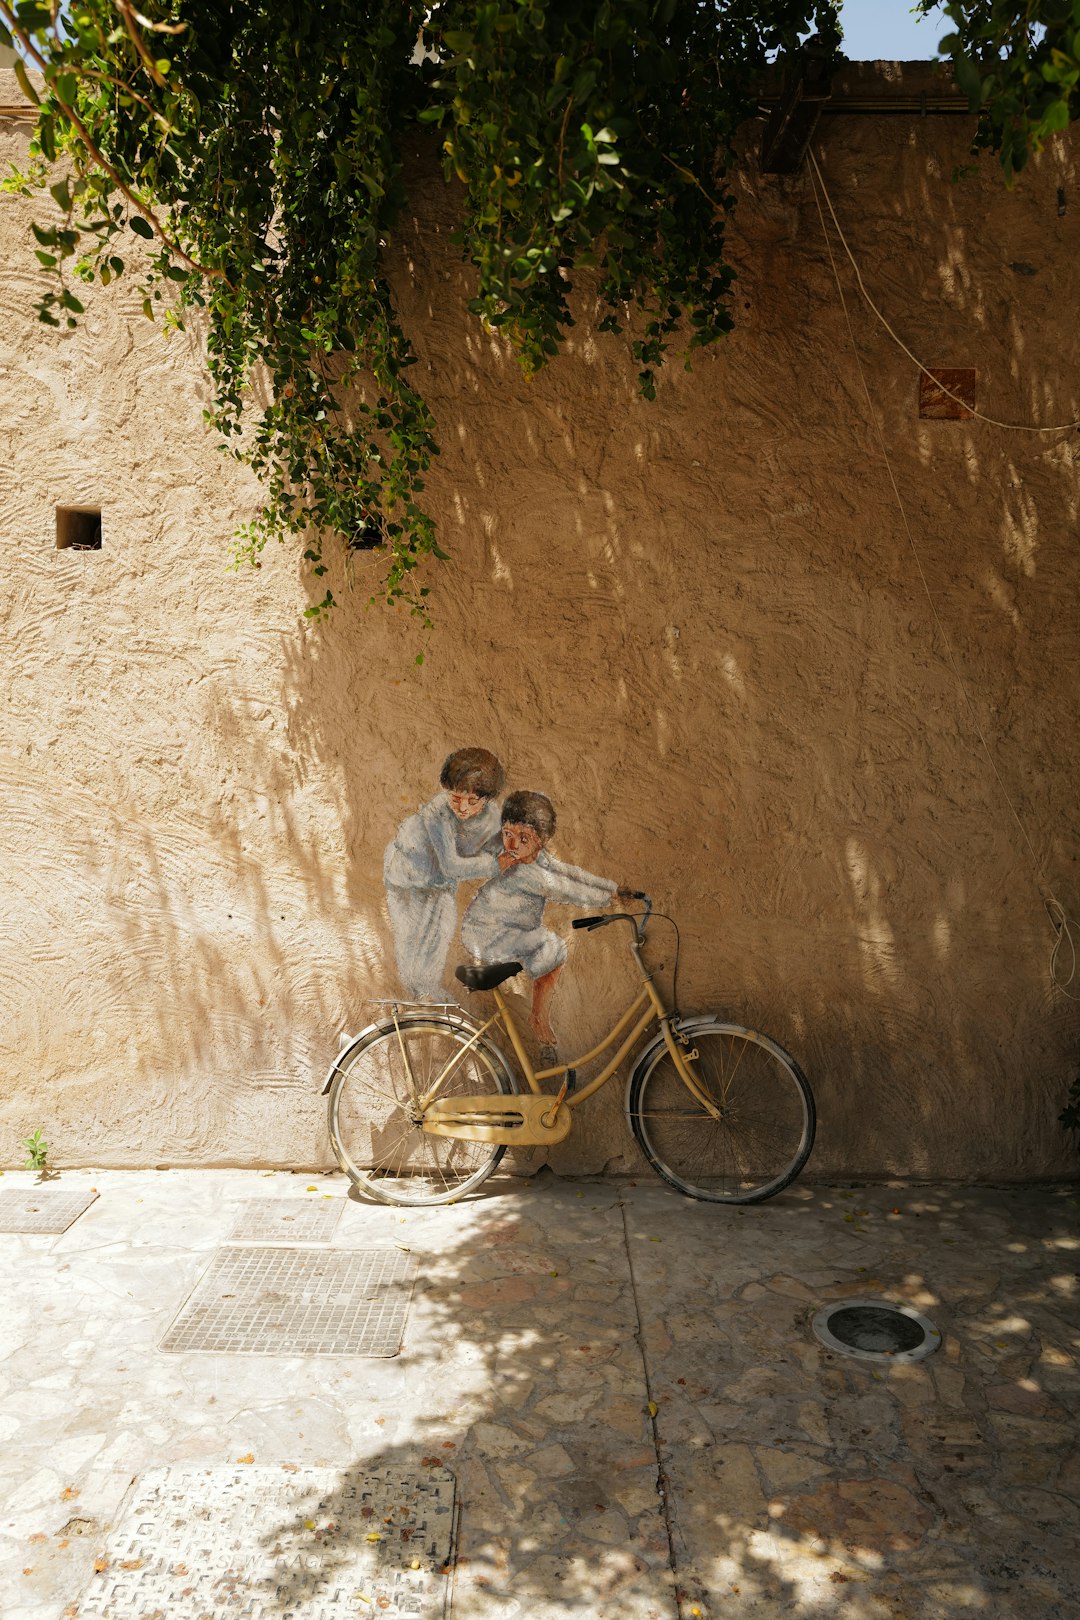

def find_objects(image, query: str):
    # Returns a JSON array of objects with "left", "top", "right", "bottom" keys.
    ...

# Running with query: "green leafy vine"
[
  {"left": 926, "top": 0, "right": 1080, "bottom": 183},
  {"left": 3, "top": 3, "right": 1073, "bottom": 617}
]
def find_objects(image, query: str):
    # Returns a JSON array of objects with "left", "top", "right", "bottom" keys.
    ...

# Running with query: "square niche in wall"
[
  {"left": 918, "top": 369, "right": 976, "bottom": 420},
  {"left": 56, "top": 505, "right": 102, "bottom": 550}
]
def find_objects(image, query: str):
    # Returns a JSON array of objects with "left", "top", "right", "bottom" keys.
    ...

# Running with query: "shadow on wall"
[
  {"left": 233, "top": 1179, "right": 1079, "bottom": 1618},
  {"left": 266, "top": 132, "right": 1080, "bottom": 1178},
  {"left": 5, "top": 117, "right": 1077, "bottom": 1176},
  {"left": 190, "top": 113, "right": 1078, "bottom": 1183},
  {"left": 0, "top": 704, "right": 390, "bottom": 1162}
]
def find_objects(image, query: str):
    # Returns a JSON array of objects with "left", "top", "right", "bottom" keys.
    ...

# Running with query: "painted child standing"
[
  {"left": 384, "top": 748, "right": 506, "bottom": 1000},
  {"left": 461, "top": 789, "right": 621, "bottom": 1053}
]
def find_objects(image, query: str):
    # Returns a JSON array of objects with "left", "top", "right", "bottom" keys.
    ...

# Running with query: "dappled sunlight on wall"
[{"left": 1, "top": 79, "right": 1078, "bottom": 1174}]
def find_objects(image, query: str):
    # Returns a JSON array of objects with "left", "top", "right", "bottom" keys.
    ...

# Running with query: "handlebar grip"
[{"left": 571, "top": 915, "right": 608, "bottom": 930}]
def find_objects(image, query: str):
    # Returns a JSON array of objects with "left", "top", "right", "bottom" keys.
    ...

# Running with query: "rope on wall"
[{"left": 807, "top": 151, "right": 1077, "bottom": 999}]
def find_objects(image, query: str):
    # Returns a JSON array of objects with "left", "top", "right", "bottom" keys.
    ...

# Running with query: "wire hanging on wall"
[
  {"left": 808, "top": 151, "right": 1080, "bottom": 435},
  {"left": 807, "top": 150, "right": 1077, "bottom": 1000}
]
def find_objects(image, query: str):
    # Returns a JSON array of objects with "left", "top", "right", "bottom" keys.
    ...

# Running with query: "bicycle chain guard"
[{"left": 422, "top": 1093, "right": 573, "bottom": 1146}]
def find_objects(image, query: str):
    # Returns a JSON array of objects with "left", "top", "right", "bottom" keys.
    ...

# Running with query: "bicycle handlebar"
[{"left": 572, "top": 892, "right": 653, "bottom": 940}]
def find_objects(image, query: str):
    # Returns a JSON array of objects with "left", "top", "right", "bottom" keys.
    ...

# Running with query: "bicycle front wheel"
[
  {"left": 327, "top": 1015, "right": 516, "bottom": 1206},
  {"left": 627, "top": 1020, "right": 815, "bottom": 1203}
]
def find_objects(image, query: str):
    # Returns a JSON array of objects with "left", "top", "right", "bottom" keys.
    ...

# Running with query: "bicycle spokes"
[{"left": 630, "top": 1024, "right": 815, "bottom": 1203}]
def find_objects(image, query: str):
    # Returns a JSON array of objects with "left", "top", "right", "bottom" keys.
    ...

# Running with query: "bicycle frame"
[{"left": 420, "top": 924, "right": 723, "bottom": 1147}]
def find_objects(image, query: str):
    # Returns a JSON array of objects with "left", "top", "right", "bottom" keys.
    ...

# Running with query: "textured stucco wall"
[{"left": 2, "top": 69, "right": 1078, "bottom": 1178}]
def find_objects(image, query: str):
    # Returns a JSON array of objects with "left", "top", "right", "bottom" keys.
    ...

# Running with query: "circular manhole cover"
[{"left": 812, "top": 1298, "right": 941, "bottom": 1363}]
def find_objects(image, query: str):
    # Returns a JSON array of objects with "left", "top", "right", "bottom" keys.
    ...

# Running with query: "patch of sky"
[{"left": 836, "top": 1, "right": 951, "bottom": 62}]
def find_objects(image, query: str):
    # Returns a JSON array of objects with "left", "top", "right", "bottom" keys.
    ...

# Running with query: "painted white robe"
[
  {"left": 461, "top": 850, "right": 616, "bottom": 979},
  {"left": 384, "top": 794, "right": 502, "bottom": 998}
]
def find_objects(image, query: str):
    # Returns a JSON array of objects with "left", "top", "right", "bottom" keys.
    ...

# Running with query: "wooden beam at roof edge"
[
  {"left": 761, "top": 37, "right": 835, "bottom": 174},
  {"left": 759, "top": 52, "right": 972, "bottom": 173}
]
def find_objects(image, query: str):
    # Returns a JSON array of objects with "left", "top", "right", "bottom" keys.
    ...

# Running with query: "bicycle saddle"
[{"left": 455, "top": 962, "right": 523, "bottom": 991}]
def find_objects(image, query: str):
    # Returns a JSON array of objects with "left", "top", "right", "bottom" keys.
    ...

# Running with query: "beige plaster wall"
[{"left": 1, "top": 71, "right": 1078, "bottom": 1179}]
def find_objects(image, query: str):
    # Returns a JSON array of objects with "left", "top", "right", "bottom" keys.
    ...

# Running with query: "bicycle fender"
[
  {"left": 320, "top": 1007, "right": 513, "bottom": 1095},
  {"left": 623, "top": 1016, "right": 728, "bottom": 1111}
]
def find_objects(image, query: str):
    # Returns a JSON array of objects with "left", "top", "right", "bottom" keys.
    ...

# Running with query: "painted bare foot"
[{"left": 529, "top": 1016, "right": 557, "bottom": 1047}]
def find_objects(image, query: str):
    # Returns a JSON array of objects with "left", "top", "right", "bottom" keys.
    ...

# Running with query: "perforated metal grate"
[
  {"left": 72, "top": 1464, "right": 455, "bottom": 1619},
  {"left": 159, "top": 1246, "right": 417, "bottom": 1355},
  {"left": 0, "top": 1188, "right": 98, "bottom": 1233},
  {"left": 227, "top": 1198, "right": 343, "bottom": 1244}
]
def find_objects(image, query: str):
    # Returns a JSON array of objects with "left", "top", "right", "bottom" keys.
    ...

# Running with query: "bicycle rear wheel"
[
  {"left": 627, "top": 1020, "right": 815, "bottom": 1203},
  {"left": 327, "top": 1014, "right": 516, "bottom": 1206}
]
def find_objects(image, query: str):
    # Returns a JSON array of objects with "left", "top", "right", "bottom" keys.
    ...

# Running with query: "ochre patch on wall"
[{"left": 918, "top": 368, "right": 977, "bottom": 419}]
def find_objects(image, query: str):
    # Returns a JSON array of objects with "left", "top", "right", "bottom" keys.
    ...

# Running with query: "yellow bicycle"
[{"left": 324, "top": 895, "right": 816, "bottom": 1206}]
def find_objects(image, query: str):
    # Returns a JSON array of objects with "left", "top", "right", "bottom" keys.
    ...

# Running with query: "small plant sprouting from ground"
[
  {"left": 1059, "top": 1074, "right": 1080, "bottom": 1148},
  {"left": 22, "top": 1129, "right": 48, "bottom": 1173}
]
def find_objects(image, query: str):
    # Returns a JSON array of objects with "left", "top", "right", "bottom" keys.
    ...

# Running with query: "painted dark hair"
[
  {"left": 501, "top": 789, "right": 556, "bottom": 842},
  {"left": 440, "top": 747, "right": 506, "bottom": 800}
]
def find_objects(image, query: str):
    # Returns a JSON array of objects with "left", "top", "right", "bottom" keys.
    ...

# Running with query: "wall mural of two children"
[{"left": 383, "top": 747, "right": 624, "bottom": 1057}]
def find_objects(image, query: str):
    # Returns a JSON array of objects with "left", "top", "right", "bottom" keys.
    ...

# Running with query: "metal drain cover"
[
  {"left": 160, "top": 1246, "right": 418, "bottom": 1355},
  {"left": 227, "top": 1198, "right": 343, "bottom": 1244},
  {"left": 813, "top": 1297, "right": 941, "bottom": 1363},
  {"left": 72, "top": 1464, "right": 455, "bottom": 1619},
  {"left": 0, "top": 1188, "right": 98, "bottom": 1233}
]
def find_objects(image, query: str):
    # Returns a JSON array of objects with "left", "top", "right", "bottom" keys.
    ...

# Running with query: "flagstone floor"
[{"left": 0, "top": 1167, "right": 1077, "bottom": 1619}]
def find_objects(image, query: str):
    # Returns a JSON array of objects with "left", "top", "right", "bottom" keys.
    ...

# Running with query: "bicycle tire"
[
  {"left": 327, "top": 1013, "right": 517, "bottom": 1206},
  {"left": 627, "top": 1018, "right": 815, "bottom": 1204}
]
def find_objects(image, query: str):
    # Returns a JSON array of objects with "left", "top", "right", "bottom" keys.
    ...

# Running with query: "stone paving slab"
[
  {"left": 226, "top": 1197, "right": 344, "bottom": 1244},
  {"left": 0, "top": 1168, "right": 1077, "bottom": 1620},
  {"left": 625, "top": 1180, "right": 1080, "bottom": 1619}
]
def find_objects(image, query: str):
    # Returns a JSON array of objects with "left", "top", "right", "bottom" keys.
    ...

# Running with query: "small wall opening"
[
  {"left": 56, "top": 507, "right": 102, "bottom": 551},
  {"left": 918, "top": 369, "right": 976, "bottom": 420}
]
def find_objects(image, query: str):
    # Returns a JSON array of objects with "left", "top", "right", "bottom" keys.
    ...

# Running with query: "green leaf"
[
  {"left": 954, "top": 54, "right": 982, "bottom": 104},
  {"left": 129, "top": 216, "right": 154, "bottom": 239},
  {"left": 1042, "top": 97, "right": 1071, "bottom": 134},
  {"left": 14, "top": 58, "right": 40, "bottom": 108}
]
